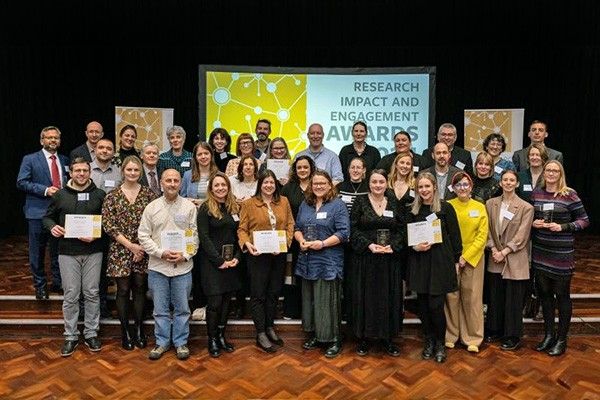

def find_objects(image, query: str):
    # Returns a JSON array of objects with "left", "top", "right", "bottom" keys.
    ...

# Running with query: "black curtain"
[{"left": 2, "top": 2, "right": 599, "bottom": 237}]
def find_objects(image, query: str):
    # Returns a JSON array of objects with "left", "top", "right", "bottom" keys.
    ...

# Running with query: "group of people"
[{"left": 16, "top": 118, "right": 588, "bottom": 362}]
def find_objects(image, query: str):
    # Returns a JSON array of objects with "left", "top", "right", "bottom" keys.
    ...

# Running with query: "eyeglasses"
[
  {"left": 239, "top": 141, "right": 253, "bottom": 146},
  {"left": 545, "top": 169, "right": 560, "bottom": 174},
  {"left": 312, "top": 182, "right": 329, "bottom": 187},
  {"left": 453, "top": 182, "right": 470, "bottom": 189}
]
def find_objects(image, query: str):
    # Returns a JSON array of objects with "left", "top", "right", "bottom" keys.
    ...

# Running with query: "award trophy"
[
  {"left": 543, "top": 210, "right": 553, "bottom": 224},
  {"left": 376, "top": 229, "right": 390, "bottom": 246},
  {"left": 305, "top": 224, "right": 318, "bottom": 242},
  {"left": 221, "top": 244, "right": 234, "bottom": 261}
]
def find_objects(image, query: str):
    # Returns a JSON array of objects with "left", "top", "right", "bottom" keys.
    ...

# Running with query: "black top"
[
  {"left": 70, "top": 143, "right": 92, "bottom": 163},
  {"left": 406, "top": 201, "right": 461, "bottom": 295},
  {"left": 421, "top": 145, "right": 474, "bottom": 177},
  {"left": 281, "top": 180, "right": 307, "bottom": 218},
  {"left": 214, "top": 151, "right": 237, "bottom": 173},
  {"left": 338, "top": 143, "right": 381, "bottom": 182},
  {"left": 472, "top": 175, "right": 500, "bottom": 204},
  {"left": 376, "top": 151, "right": 426, "bottom": 176},
  {"left": 337, "top": 179, "right": 369, "bottom": 214},
  {"left": 196, "top": 202, "right": 242, "bottom": 296}
]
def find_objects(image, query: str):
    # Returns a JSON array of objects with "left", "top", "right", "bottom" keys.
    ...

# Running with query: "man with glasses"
[
  {"left": 512, "top": 120, "right": 563, "bottom": 172},
  {"left": 17, "top": 126, "right": 69, "bottom": 299},
  {"left": 70, "top": 121, "right": 104, "bottom": 162},
  {"left": 423, "top": 142, "right": 460, "bottom": 200},
  {"left": 422, "top": 123, "right": 474, "bottom": 176}
]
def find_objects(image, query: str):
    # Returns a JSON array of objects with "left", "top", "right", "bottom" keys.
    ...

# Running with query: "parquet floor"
[{"left": 1, "top": 337, "right": 600, "bottom": 399}]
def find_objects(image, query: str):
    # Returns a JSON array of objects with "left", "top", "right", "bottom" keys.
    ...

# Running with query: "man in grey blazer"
[
  {"left": 423, "top": 142, "right": 460, "bottom": 200},
  {"left": 512, "top": 120, "right": 563, "bottom": 172}
]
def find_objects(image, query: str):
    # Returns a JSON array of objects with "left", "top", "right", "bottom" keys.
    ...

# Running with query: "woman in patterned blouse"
[{"left": 102, "top": 155, "right": 158, "bottom": 350}]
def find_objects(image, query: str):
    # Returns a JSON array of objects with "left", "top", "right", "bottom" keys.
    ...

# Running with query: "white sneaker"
[{"left": 191, "top": 307, "right": 206, "bottom": 321}]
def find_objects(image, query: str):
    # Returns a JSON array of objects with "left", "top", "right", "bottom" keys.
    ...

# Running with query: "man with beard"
[
  {"left": 70, "top": 121, "right": 104, "bottom": 162},
  {"left": 422, "top": 123, "right": 474, "bottom": 177},
  {"left": 17, "top": 126, "right": 69, "bottom": 299},
  {"left": 253, "top": 119, "right": 272, "bottom": 162},
  {"left": 423, "top": 142, "right": 460, "bottom": 200}
]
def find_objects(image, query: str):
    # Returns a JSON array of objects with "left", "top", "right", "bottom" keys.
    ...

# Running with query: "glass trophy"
[
  {"left": 376, "top": 229, "right": 391, "bottom": 246},
  {"left": 305, "top": 224, "right": 318, "bottom": 242},
  {"left": 221, "top": 244, "right": 234, "bottom": 261}
]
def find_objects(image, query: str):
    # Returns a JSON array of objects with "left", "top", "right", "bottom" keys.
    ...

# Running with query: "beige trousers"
[{"left": 445, "top": 257, "right": 484, "bottom": 347}]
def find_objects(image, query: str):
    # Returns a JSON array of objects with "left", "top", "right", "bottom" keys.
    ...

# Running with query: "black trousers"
[
  {"left": 486, "top": 273, "right": 528, "bottom": 339},
  {"left": 417, "top": 293, "right": 446, "bottom": 342},
  {"left": 191, "top": 254, "right": 207, "bottom": 309},
  {"left": 536, "top": 270, "right": 572, "bottom": 339},
  {"left": 206, "top": 292, "right": 233, "bottom": 338},
  {"left": 247, "top": 253, "right": 286, "bottom": 333}
]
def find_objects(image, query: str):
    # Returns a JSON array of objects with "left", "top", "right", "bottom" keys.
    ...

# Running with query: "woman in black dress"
[
  {"left": 197, "top": 172, "right": 242, "bottom": 357},
  {"left": 350, "top": 169, "right": 405, "bottom": 356},
  {"left": 407, "top": 171, "right": 462, "bottom": 363}
]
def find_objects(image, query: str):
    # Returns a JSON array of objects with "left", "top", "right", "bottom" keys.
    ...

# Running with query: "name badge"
[
  {"left": 501, "top": 209, "right": 515, "bottom": 220},
  {"left": 316, "top": 212, "right": 327, "bottom": 219},
  {"left": 259, "top": 153, "right": 267, "bottom": 162},
  {"left": 523, "top": 184, "right": 533, "bottom": 191},
  {"left": 232, "top": 214, "right": 240, "bottom": 222},
  {"left": 455, "top": 161, "right": 466, "bottom": 170},
  {"left": 286, "top": 253, "right": 293, "bottom": 262},
  {"left": 413, "top": 166, "right": 420, "bottom": 172},
  {"left": 447, "top": 185, "right": 454, "bottom": 193},
  {"left": 383, "top": 210, "right": 394, "bottom": 218},
  {"left": 181, "top": 161, "right": 190, "bottom": 168},
  {"left": 409, "top": 189, "right": 415, "bottom": 198},
  {"left": 64, "top": 166, "right": 70, "bottom": 172},
  {"left": 469, "top": 210, "right": 480, "bottom": 217},
  {"left": 425, "top": 213, "right": 437, "bottom": 223},
  {"left": 104, "top": 180, "right": 115, "bottom": 188},
  {"left": 341, "top": 195, "right": 352, "bottom": 203},
  {"left": 494, "top": 165, "right": 503, "bottom": 174},
  {"left": 77, "top": 193, "right": 89, "bottom": 201},
  {"left": 219, "top": 152, "right": 228, "bottom": 160},
  {"left": 542, "top": 203, "right": 554, "bottom": 211}
]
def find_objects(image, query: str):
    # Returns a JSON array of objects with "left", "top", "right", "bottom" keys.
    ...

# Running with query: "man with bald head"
[
  {"left": 70, "top": 121, "right": 104, "bottom": 162},
  {"left": 423, "top": 142, "right": 460, "bottom": 200},
  {"left": 294, "top": 123, "right": 344, "bottom": 185}
]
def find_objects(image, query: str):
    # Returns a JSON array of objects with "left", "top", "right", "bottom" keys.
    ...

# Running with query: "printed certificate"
[
  {"left": 407, "top": 219, "right": 442, "bottom": 246},
  {"left": 64, "top": 214, "right": 102, "bottom": 238},
  {"left": 253, "top": 230, "right": 287, "bottom": 253}
]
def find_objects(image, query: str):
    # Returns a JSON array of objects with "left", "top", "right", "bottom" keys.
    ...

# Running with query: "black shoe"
[
  {"left": 100, "top": 305, "right": 112, "bottom": 319},
  {"left": 266, "top": 327, "right": 284, "bottom": 346},
  {"left": 208, "top": 337, "right": 221, "bottom": 358},
  {"left": 324, "top": 341, "right": 342, "bottom": 358},
  {"left": 84, "top": 336, "right": 102, "bottom": 352},
  {"left": 385, "top": 341, "right": 401, "bottom": 357},
  {"left": 133, "top": 324, "right": 148, "bottom": 349},
  {"left": 256, "top": 333, "right": 276, "bottom": 353},
  {"left": 421, "top": 338, "right": 435, "bottom": 360},
  {"left": 60, "top": 340, "right": 79, "bottom": 357},
  {"left": 547, "top": 339, "right": 567, "bottom": 356},
  {"left": 500, "top": 337, "right": 521, "bottom": 351},
  {"left": 356, "top": 340, "right": 368, "bottom": 356},
  {"left": 217, "top": 327, "right": 235, "bottom": 352},
  {"left": 303, "top": 336, "right": 319, "bottom": 350},
  {"left": 120, "top": 328, "right": 134, "bottom": 351},
  {"left": 484, "top": 333, "right": 501, "bottom": 343},
  {"left": 35, "top": 286, "right": 49, "bottom": 300},
  {"left": 434, "top": 343, "right": 447, "bottom": 363},
  {"left": 50, "top": 284, "right": 63, "bottom": 295},
  {"left": 535, "top": 333, "right": 556, "bottom": 352}
]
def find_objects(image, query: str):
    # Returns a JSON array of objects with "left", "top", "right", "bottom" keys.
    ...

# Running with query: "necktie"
[
  {"left": 50, "top": 155, "right": 61, "bottom": 188},
  {"left": 149, "top": 171, "right": 160, "bottom": 194}
]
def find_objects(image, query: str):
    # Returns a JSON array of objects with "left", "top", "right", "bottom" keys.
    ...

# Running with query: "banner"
[
  {"left": 115, "top": 106, "right": 174, "bottom": 152},
  {"left": 464, "top": 108, "right": 524, "bottom": 158}
]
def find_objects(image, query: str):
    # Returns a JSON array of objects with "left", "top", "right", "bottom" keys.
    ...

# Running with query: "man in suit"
[
  {"left": 512, "top": 120, "right": 563, "bottom": 172},
  {"left": 16, "top": 126, "right": 69, "bottom": 299},
  {"left": 140, "top": 141, "right": 161, "bottom": 196},
  {"left": 69, "top": 121, "right": 104, "bottom": 162},
  {"left": 423, "top": 142, "right": 460, "bottom": 200},
  {"left": 422, "top": 123, "right": 474, "bottom": 177}
]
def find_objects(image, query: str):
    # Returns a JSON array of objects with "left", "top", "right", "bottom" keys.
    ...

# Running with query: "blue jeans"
[
  {"left": 148, "top": 270, "right": 192, "bottom": 347},
  {"left": 28, "top": 219, "right": 61, "bottom": 289}
]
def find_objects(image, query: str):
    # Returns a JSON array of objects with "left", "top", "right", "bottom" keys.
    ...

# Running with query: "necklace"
[
  {"left": 350, "top": 181, "right": 362, "bottom": 193},
  {"left": 369, "top": 194, "right": 386, "bottom": 210}
]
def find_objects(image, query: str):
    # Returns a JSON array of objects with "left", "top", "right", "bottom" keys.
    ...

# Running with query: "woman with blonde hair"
[
  {"left": 531, "top": 160, "right": 589, "bottom": 356},
  {"left": 471, "top": 151, "right": 501, "bottom": 204}
]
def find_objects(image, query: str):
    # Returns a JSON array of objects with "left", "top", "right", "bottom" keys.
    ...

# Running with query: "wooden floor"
[{"left": 1, "top": 337, "right": 600, "bottom": 399}]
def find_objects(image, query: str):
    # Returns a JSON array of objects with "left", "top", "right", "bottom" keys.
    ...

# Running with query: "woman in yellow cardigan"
[{"left": 446, "top": 171, "right": 489, "bottom": 353}]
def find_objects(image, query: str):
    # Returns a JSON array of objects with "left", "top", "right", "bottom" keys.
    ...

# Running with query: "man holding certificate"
[
  {"left": 43, "top": 157, "right": 106, "bottom": 357},
  {"left": 238, "top": 170, "right": 294, "bottom": 353},
  {"left": 138, "top": 169, "right": 199, "bottom": 361}
]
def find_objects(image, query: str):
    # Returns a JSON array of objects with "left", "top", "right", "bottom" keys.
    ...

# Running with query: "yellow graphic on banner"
[
  {"left": 115, "top": 107, "right": 165, "bottom": 150},
  {"left": 464, "top": 110, "right": 513, "bottom": 152},
  {"left": 206, "top": 72, "right": 308, "bottom": 157}
]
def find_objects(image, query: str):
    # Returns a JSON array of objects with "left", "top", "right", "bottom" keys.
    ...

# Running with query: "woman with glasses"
[
  {"left": 349, "top": 169, "right": 405, "bottom": 357},
  {"left": 484, "top": 169, "right": 533, "bottom": 351},
  {"left": 294, "top": 171, "right": 349, "bottom": 358},
  {"left": 258, "top": 137, "right": 291, "bottom": 186},
  {"left": 407, "top": 172, "right": 462, "bottom": 363},
  {"left": 483, "top": 133, "right": 516, "bottom": 181},
  {"left": 446, "top": 172, "right": 488, "bottom": 353},
  {"left": 225, "top": 133, "right": 261, "bottom": 177},
  {"left": 531, "top": 161, "right": 589, "bottom": 356},
  {"left": 238, "top": 170, "right": 295, "bottom": 353},
  {"left": 208, "top": 128, "right": 237, "bottom": 173}
]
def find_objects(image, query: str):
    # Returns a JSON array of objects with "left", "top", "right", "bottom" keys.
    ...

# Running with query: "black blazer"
[
  {"left": 69, "top": 143, "right": 92, "bottom": 162},
  {"left": 421, "top": 145, "right": 474, "bottom": 177}
]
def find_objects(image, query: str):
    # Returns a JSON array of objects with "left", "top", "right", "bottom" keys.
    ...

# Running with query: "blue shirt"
[
  {"left": 295, "top": 146, "right": 344, "bottom": 183},
  {"left": 294, "top": 198, "right": 350, "bottom": 280},
  {"left": 180, "top": 170, "right": 209, "bottom": 200}
]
